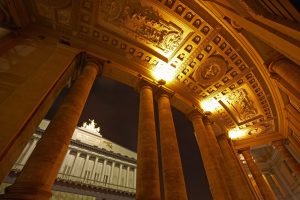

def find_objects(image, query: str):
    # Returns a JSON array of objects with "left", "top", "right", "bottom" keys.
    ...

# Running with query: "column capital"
[
  {"left": 238, "top": 147, "right": 251, "bottom": 154},
  {"left": 187, "top": 109, "right": 205, "bottom": 121},
  {"left": 217, "top": 133, "right": 229, "bottom": 141},
  {"left": 269, "top": 72, "right": 281, "bottom": 80},
  {"left": 202, "top": 116, "right": 213, "bottom": 125},
  {"left": 266, "top": 54, "right": 286, "bottom": 73},
  {"left": 75, "top": 52, "right": 105, "bottom": 76},
  {"left": 135, "top": 76, "right": 158, "bottom": 92},
  {"left": 154, "top": 86, "right": 175, "bottom": 100},
  {"left": 86, "top": 56, "right": 105, "bottom": 75}
]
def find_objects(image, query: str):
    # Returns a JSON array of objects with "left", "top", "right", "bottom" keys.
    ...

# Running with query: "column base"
[{"left": 0, "top": 185, "right": 52, "bottom": 200}]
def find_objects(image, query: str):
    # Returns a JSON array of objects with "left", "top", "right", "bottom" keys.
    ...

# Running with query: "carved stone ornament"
[
  {"left": 98, "top": 0, "right": 183, "bottom": 54},
  {"left": 193, "top": 55, "right": 227, "bottom": 86},
  {"left": 226, "top": 88, "right": 258, "bottom": 121},
  {"left": 35, "top": 0, "right": 72, "bottom": 24}
]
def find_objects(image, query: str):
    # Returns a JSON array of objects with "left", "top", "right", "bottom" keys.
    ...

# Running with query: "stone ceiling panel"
[{"left": 25, "top": 0, "right": 278, "bottom": 141}]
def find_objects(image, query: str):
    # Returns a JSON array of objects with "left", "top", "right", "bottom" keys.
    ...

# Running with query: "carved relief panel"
[
  {"left": 26, "top": 0, "right": 277, "bottom": 140},
  {"left": 34, "top": 0, "right": 73, "bottom": 26},
  {"left": 96, "top": 0, "right": 193, "bottom": 61}
]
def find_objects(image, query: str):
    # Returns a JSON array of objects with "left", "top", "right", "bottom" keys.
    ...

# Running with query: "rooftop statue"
[{"left": 81, "top": 119, "right": 102, "bottom": 137}]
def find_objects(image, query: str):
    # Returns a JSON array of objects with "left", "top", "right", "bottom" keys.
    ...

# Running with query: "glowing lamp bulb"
[
  {"left": 200, "top": 98, "right": 220, "bottom": 112},
  {"left": 152, "top": 64, "right": 175, "bottom": 82},
  {"left": 228, "top": 128, "right": 248, "bottom": 139}
]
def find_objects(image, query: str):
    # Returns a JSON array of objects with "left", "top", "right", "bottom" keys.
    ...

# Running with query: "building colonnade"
[
  {"left": 0, "top": 51, "right": 300, "bottom": 200},
  {"left": 11, "top": 132, "right": 137, "bottom": 193}
]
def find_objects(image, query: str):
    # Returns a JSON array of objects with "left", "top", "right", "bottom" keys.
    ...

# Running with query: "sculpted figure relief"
[
  {"left": 194, "top": 55, "right": 227, "bottom": 86},
  {"left": 226, "top": 88, "right": 258, "bottom": 121},
  {"left": 99, "top": 0, "right": 183, "bottom": 53},
  {"left": 202, "top": 64, "right": 220, "bottom": 79}
]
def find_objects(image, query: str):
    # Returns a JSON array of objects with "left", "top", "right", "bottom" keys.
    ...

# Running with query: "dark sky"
[{"left": 46, "top": 76, "right": 212, "bottom": 200}]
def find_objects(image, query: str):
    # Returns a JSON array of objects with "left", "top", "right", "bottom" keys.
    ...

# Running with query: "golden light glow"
[
  {"left": 200, "top": 98, "right": 221, "bottom": 112},
  {"left": 228, "top": 128, "right": 248, "bottom": 139},
  {"left": 152, "top": 63, "right": 176, "bottom": 82}
]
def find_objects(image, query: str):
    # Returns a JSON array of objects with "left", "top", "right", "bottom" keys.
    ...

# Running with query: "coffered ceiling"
[{"left": 24, "top": 0, "right": 279, "bottom": 142}]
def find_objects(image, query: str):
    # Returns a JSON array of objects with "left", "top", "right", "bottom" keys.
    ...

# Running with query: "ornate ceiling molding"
[{"left": 24, "top": 0, "right": 278, "bottom": 141}]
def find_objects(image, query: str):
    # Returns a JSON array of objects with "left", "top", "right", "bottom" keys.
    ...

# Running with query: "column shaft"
[
  {"left": 101, "top": 159, "right": 107, "bottom": 183},
  {"left": 59, "top": 149, "right": 71, "bottom": 174},
  {"left": 1, "top": 62, "right": 99, "bottom": 200},
  {"left": 242, "top": 150, "right": 277, "bottom": 200},
  {"left": 81, "top": 154, "right": 90, "bottom": 179},
  {"left": 158, "top": 93, "right": 188, "bottom": 200},
  {"left": 110, "top": 162, "right": 115, "bottom": 184},
  {"left": 118, "top": 164, "right": 123, "bottom": 187},
  {"left": 270, "top": 57, "right": 300, "bottom": 95},
  {"left": 90, "top": 157, "right": 99, "bottom": 182},
  {"left": 133, "top": 168, "right": 136, "bottom": 189},
  {"left": 126, "top": 166, "right": 130, "bottom": 187},
  {"left": 190, "top": 114, "right": 232, "bottom": 200},
  {"left": 273, "top": 141, "right": 300, "bottom": 180},
  {"left": 70, "top": 152, "right": 81, "bottom": 176},
  {"left": 218, "top": 134, "right": 256, "bottom": 199},
  {"left": 136, "top": 85, "right": 161, "bottom": 199}
]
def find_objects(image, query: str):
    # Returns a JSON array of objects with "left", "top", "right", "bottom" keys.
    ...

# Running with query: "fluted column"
[
  {"left": 109, "top": 161, "right": 115, "bottom": 185},
  {"left": 118, "top": 164, "right": 123, "bottom": 187},
  {"left": 136, "top": 81, "right": 161, "bottom": 200},
  {"left": 189, "top": 111, "right": 232, "bottom": 200},
  {"left": 70, "top": 152, "right": 81, "bottom": 176},
  {"left": 269, "top": 57, "right": 300, "bottom": 95},
  {"left": 217, "top": 134, "right": 256, "bottom": 199},
  {"left": 157, "top": 90, "right": 188, "bottom": 200},
  {"left": 81, "top": 154, "right": 90, "bottom": 179},
  {"left": 242, "top": 149, "right": 277, "bottom": 200},
  {"left": 133, "top": 168, "right": 136, "bottom": 189},
  {"left": 90, "top": 157, "right": 99, "bottom": 182},
  {"left": 59, "top": 149, "right": 71, "bottom": 174},
  {"left": 1, "top": 61, "right": 100, "bottom": 200},
  {"left": 101, "top": 159, "right": 107, "bottom": 183},
  {"left": 19, "top": 138, "right": 38, "bottom": 165},
  {"left": 126, "top": 166, "right": 130, "bottom": 188},
  {"left": 273, "top": 140, "right": 300, "bottom": 181}
]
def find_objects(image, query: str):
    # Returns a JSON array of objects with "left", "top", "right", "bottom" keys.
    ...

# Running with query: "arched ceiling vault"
[{"left": 21, "top": 0, "right": 286, "bottom": 145}]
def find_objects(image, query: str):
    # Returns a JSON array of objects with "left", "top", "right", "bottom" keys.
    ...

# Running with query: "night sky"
[{"left": 46, "top": 76, "right": 212, "bottom": 200}]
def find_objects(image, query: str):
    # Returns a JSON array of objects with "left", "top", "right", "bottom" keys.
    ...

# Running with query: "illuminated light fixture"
[
  {"left": 152, "top": 63, "right": 176, "bottom": 83},
  {"left": 200, "top": 98, "right": 221, "bottom": 112},
  {"left": 228, "top": 128, "right": 248, "bottom": 139}
]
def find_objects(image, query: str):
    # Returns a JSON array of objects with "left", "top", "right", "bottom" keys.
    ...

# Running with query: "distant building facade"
[{"left": 0, "top": 120, "right": 137, "bottom": 200}]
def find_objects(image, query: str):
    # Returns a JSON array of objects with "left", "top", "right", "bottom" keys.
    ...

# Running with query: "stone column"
[
  {"left": 80, "top": 154, "right": 90, "bottom": 180},
  {"left": 269, "top": 57, "right": 300, "bottom": 95},
  {"left": 218, "top": 134, "right": 256, "bottom": 199},
  {"left": 157, "top": 90, "right": 188, "bottom": 200},
  {"left": 1, "top": 61, "right": 100, "bottom": 200},
  {"left": 58, "top": 149, "right": 71, "bottom": 174},
  {"left": 133, "top": 168, "right": 136, "bottom": 189},
  {"left": 70, "top": 151, "right": 81, "bottom": 176},
  {"left": 242, "top": 149, "right": 277, "bottom": 200},
  {"left": 15, "top": 141, "right": 31, "bottom": 165},
  {"left": 109, "top": 161, "right": 115, "bottom": 185},
  {"left": 118, "top": 164, "right": 123, "bottom": 187},
  {"left": 273, "top": 140, "right": 300, "bottom": 181},
  {"left": 136, "top": 80, "right": 161, "bottom": 200},
  {"left": 126, "top": 166, "right": 130, "bottom": 188},
  {"left": 189, "top": 111, "right": 232, "bottom": 200},
  {"left": 19, "top": 138, "right": 38, "bottom": 165},
  {"left": 100, "top": 159, "right": 107, "bottom": 183},
  {"left": 90, "top": 157, "right": 99, "bottom": 182}
]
